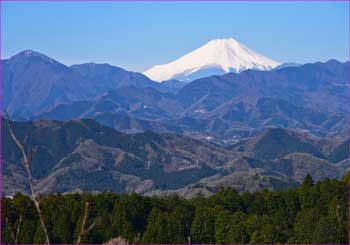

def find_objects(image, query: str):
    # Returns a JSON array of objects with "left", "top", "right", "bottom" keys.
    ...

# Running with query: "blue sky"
[{"left": 2, "top": 1, "right": 349, "bottom": 71}]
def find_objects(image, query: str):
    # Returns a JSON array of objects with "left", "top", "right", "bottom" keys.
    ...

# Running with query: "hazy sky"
[{"left": 2, "top": 1, "right": 349, "bottom": 71}]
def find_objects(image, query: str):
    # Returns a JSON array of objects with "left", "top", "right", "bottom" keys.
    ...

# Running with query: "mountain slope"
[
  {"left": 70, "top": 63, "right": 160, "bottom": 90},
  {"left": 144, "top": 38, "right": 280, "bottom": 82},
  {"left": 232, "top": 127, "right": 325, "bottom": 160},
  {"left": 37, "top": 86, "right": 183, "bottom": 122},
  {"left": 327, "top": 140, "right": 349, "bottom": 163},
  {"left": 2, "top": 118, "right": 232, "bottom": 196},
  {"left": 2, "top": 50, "right": 95, "bottom": 118},
  {"left": 177, "top": 60, "right": 349, "bottom": 114}
]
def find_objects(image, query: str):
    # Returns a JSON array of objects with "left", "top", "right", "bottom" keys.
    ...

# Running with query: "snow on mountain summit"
[{"left": 144, "top": 38, "right": 281, "bottom": 82}]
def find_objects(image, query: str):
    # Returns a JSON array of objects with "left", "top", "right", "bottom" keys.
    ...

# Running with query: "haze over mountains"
[{"left": 2, "top": 41, "right": 349, "bottom": 197}]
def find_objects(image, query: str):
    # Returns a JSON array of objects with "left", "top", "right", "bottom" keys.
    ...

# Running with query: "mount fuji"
[{"left": 144, "top": 38, "right": 281, "bottom": 82}]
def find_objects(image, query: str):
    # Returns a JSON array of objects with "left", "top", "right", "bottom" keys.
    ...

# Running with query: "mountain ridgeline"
[
  {"left": 2, "top": 118, "right": 348, "bottom": 197},
  {"left": 2, "top": 50, "right": 349, "bottom": 143}
]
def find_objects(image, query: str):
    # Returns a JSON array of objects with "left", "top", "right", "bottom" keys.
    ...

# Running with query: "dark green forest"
[{"left": 2, "top": 173, "right": 349, "bottom": 244}]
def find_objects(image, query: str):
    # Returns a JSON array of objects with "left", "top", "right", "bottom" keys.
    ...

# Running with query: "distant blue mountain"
[
  {"left": 70, "top": 62, "right": 158, "bottom": 91},
  {"left": 3, "top": 50, "right": 349, "bottom": 141},
  {"left": 160, "top": 79, "right": 187, "bottom": 89},
  {"left": 2, "top": 50, "right": 161, "bottom": 118}
]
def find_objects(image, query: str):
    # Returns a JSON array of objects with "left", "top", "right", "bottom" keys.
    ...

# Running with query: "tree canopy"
[{"left": 2, "top": 174, "right": 349, "bottom": 244}]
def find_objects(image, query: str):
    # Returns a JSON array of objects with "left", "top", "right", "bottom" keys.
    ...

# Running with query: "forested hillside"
[
  {"left": 2, "top": 174, "right": 349, "bottom": 244},
  {"left": 3, "top": 118, "right": 348, "bottom": 197}
]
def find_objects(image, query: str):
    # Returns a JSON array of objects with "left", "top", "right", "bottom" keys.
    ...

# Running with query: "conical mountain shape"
[{"left": 144, "top": 38, "right": 280, "bottom": 82}]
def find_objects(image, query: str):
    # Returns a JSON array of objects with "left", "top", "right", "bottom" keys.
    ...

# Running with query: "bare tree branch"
[
  {"left": 23, "top": 134, "right": 28, "bottom": 145},
  {"left": 4, "top": 112, "right": 28, "bottom": 163},
  {"left": 85, "top": 222, "right": 95, "bottom": 234},
  {"left": 77, "top": 202, "right": 89, "bottom": 244},
  {"left": 14, "top": 215, "right": 23, "bottom": 244},
  {"left": 76, "top": 202, "right": 95, "bottom": 244},
  {"left": 4, "top": 111, "right": 51, "bottom": 244}
]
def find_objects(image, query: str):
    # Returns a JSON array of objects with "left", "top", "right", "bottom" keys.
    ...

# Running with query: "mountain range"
[
  {"left": 2, "top": 50, "right": 166, "bottom": 118},
  {"left": 3, "top": 49, "right": 349, "bottom": 143},
  {"left": 2, "top": 42, "right": 349, "bottom": 197}
]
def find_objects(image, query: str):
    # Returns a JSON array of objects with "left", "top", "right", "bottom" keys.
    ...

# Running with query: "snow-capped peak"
[{"left": 144, "top": 38, "right": 281, "bottom": 82}]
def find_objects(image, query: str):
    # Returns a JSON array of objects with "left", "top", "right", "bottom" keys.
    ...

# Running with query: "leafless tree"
[
  {"left": 76, "top": 202, "right": 95, "bottom": 244},
  {"left": 4, "top": 111, "right": 50, "bottom": 244}
]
